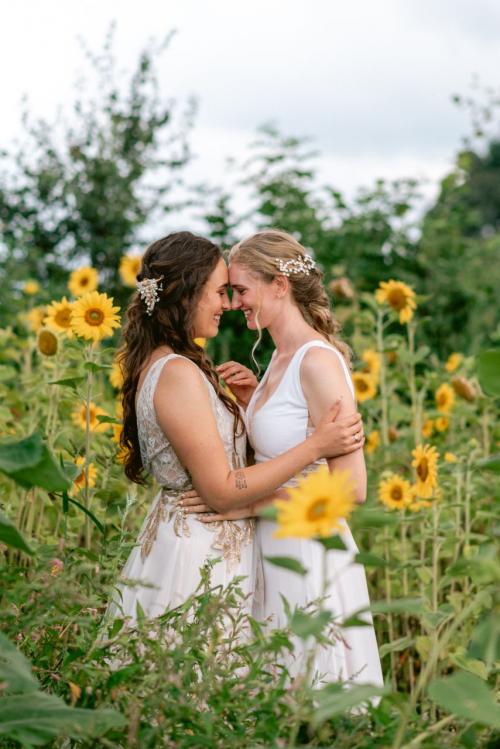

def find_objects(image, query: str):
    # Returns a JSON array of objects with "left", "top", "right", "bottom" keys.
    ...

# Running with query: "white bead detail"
[
  {"left": 275, "top": 254, "right": 316, "bottom": 276},
  {"left": 137, "top": 276, "right": 163, "bottom": 315}
]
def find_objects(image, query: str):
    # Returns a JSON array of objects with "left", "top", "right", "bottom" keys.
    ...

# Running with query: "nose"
[
  {"left": 221, "top": 290, "right": 231, "bottom": 311},
  {"left": 231, "top": 292, "right": 242, "bottom": 310}
]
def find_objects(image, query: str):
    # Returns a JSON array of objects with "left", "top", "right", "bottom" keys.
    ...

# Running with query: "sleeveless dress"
[
  {"left": 108, "top": 354, "right": 259, "bottom": 623},
  {"left": 246, "top": 340, "right": 384, "bottom": 687}
]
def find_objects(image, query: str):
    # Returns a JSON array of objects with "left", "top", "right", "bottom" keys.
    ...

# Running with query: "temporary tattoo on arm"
[{"left": 235, "top": 470, "right": 247, "bottom": 490}]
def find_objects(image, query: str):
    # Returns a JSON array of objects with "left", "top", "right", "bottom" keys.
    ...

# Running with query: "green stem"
[
  {"left": 84, "top": 344, "right": 94, "bottom": 550},
  {"left": 407, "top": 322, "right": 419, "bottom": 444},
  {"left": 376, "top": 309, "right": 389, "bottom": 448},
  {"left": 384, "top": 525, "right": 397, "bottom": 690}
]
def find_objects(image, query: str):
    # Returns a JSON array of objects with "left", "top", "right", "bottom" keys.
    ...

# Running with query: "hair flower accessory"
[
  {"left": 275, "top": 254, "right": 316, "bottom": 277},
  {"left": 137, "top": 276, "right": 163, "bottom": 315}
]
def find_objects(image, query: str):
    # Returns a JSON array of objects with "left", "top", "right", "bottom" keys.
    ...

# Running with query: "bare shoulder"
[
  {"left": 300, "top": 345, "right": 348, "bottom": 383},
  {"left": 155, "top": 356, "right": 208, "bottom": 400}
]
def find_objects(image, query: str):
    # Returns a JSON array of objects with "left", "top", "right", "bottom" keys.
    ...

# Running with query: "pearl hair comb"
[
  {"left": 275, "top": 254, "right": 316, "bottom": 276},
  {"left": 136, "top": 276, "right": 163, "bottom": 315}
]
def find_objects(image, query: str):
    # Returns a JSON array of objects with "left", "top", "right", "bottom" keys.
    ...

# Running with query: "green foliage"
[{"left": 0, "top": 432, "right": 72, "bottom": 491}]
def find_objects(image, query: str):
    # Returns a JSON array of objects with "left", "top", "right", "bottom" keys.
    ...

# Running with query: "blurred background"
[{"left": 1, "top": 0, "right": 500, "bottom": 363}]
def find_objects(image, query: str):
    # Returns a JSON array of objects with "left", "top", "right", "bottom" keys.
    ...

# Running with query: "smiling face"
[
  {"left": 192, "top": 257, "right": 230, "bottom": 338},
  {"left": 229, "top": 262, "right": 279, "bottom": 330}
]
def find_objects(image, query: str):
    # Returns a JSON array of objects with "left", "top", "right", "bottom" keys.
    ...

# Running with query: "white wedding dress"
[
  {"left": 246, "top": 340, "right": 384, "bottom": 687},
  {"left": 108, "top": 354, "right": 259, "bottom": 623}
]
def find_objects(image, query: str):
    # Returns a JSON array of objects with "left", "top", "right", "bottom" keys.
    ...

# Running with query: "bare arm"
[
  {"left": 154, "top": 358, "right": 341, "bottom": 513},
  {"left": 301, "top": 347, "right": 367, "bottom": 503}
]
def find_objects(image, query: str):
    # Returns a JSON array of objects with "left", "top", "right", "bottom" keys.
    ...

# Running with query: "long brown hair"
[
  {"left": 229, "top": 229, "right": 351, "bottom": 364},
  {"left": 119, "top": 231, "right": 244, "bottom": 484}
]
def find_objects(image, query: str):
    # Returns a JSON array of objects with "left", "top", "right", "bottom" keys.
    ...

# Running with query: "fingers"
[
  {"left": 216, "top": 362, "right": 244, "bottom": 377},
  {"left": 184, "top": 503, "right": 213, "bottom": 514},
  {"left": 179, "top": 493, "right": 203, "bottom": 507},
  {"left": 198, "top": 513, "right": 226, "bottom": 523}
]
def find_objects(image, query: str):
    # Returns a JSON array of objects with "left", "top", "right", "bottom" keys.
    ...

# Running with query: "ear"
[{"left": 273, "top": 274, "right": 289, "bottom": 298}]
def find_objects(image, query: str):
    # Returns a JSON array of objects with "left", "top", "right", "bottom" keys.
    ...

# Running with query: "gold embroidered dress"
[{"left": 110, "top": 354, "right": 258, "bottom": 622}]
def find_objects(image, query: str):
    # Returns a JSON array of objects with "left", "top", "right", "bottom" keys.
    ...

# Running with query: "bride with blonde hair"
[{"left": 186, "top": 229, "right": 383, "bottom": 687}]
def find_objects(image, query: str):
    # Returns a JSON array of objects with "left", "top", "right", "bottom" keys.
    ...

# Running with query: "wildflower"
[
  {"left": 422, "top": 419, "right": 434, "bottom": 439},
  {"left": 274, "top": 466, "right": 356, "bottom": 539},
  {"left": 24, "top": 307, "right": 46, "bottom": 332},
  {"left": 435, "top": 383, "right": 455, "bottom": 414},
  {"left": 49, "top": 558, "right": 64, "bottom": 576},
  {"left": 71, "top": 291, "right": 121, "bottom": 342},
  {"left": 361, "top": 349, "right": 381, "bottom": 381},
  {"left": 412, "top": 444, "right": 439, "bottom": 499},
  {"left": 378, "top": 474, "right": 413, "bottom": 510},
  {"left": 23, "top": 280, "right": 40, "bottom": 295},
  {"left": 435, "top": 416, "right": 449, "bottom": 433},
  {"left": 68, "top": 266, "right": 99, "bottom": 297},
  {"left": 353, "top": 372, "right": 377, "bottom": 402},
  {"left": 375, "top": 280, "right": 417, "bottom": 323},
  {"left": 366, "top": 430, "right": 380, "bottom": 454},
  {"left": 37, "top": 330, "right": 58, "bottom": 357},
  {"left": 45, "top": 297, "right": 74, "bottom": 337},
  {"left": 452, "top": 376, "right": 477, "bottom": 402},
  {"left": 119, "top": 254, "right": 143, "bottom": 287},
  {"left": 445, "top": 353, "right": 462, "bottom": 373},
  {"left": 72, "top": 456, "right": 97, "bottom": 492},
  {"left": 445, "top": 452, "right": 458, "bottom": 463},
  {"left": 110, "top": 359, "right": 124, "bottom": 389},
  {"left": 72, "top": 402, "right": 110, "bottom": 433},
  {"left": 329, "top": 277, "right": 355, "bottom": 300}
]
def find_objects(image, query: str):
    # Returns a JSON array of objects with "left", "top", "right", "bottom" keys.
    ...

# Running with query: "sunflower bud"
[
  {"left": 329, "top": 277, "right": 355, "bottom": 300},
  {"left": 388, "top": 425, "right": 400, "bottom": 442},
  {"left": 37, "top": 330, "right": 58, "bottom": 356},
  {"left": 452, "top": 376, "right": 477, "bottom": 402}
]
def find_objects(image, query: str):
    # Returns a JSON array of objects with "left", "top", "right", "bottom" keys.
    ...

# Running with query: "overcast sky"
[{"left": 3, "top": 0, "right": 500, "bottom": 222}]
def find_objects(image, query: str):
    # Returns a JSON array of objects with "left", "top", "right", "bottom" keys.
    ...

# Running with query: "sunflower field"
[
  {"left": 0, "top": 256, "right": 498, "bottom": 749},
  {"left": 1, "top": 34, "right": 500, "bottom": 749}
]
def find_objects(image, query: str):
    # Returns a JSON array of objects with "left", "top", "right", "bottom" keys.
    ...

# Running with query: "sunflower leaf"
[
  {"left": 318, "top": 535, "right": 347, "bottom": 551},
  {"left": 264, "top": 555, "right": 308, "bottom": 576}
]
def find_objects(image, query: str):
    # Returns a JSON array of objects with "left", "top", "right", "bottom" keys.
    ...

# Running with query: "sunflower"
[
  {"left": 412, "top": 443, "right": 439, "bottom": 499},
  {"left": 445, "top": 452, "right": 458, "bottom": 463},
  {"left": 352, "top": 372, "right": 377, "bottom": 402},
  {"left": 71, "top": 291, "right": 121, "bottom": 342},
  {"left": 366, "top": 430, "right": 380, "bottom": 454},
  {"left": 361, "top": 349, "right": 381, "bottom": 381},
  {"left": 445, "top": 353, "right": 462, "bottom": 373},
  {"left": 115, "top": 400, "right": 124, "bottom": 420},
  {"left": 45, "top": 297, "right": 74, "bottom": 337},
  {"left": 435, "top": 416, "right": 449, "bottom": 433},
  {"left": 408, "top": 498, "right": 432, "bottom": 513},
  {"left": 111, "top": 423, "right": 123, "bottom": 444},
  {"left": 422, "top": 419, "right": 434, "bottom": 439},
  {"left": 274, "top": 466, "right": 356, "bottom": 539},
  {"left": 72, "top": 456, "right": 97, "bottom": 493},
  {"left": 109, "top": 360, "right": 124, "bottom": 389},
  {"left": 119, "top": 254, "right": 143, "bottom": 287},
  {"left": 194, "top": 338, "right": 206, "bottom": 348},
  {"left": 435, "top": 383, "right": 455, "bottom": 414},
  {"left": 23, "top": 280, "right": 40, "bottom": 295},
  {"left": 72, "top": 402, "right": 110, "bottom": 433},
  {"left": 37, "top": 330, "right": 58, "bottom": 357},
  {"left": 68, "top": 266, "right": 99, "bottom": 297},
  {"left": 375, "top": 280, "right": 417, "bottom": 323},
  {"left": 378, "top": 474, "right": 413, "bottom": 511},
  {"left": 452, "top": 376, "right": 477, "bottom": 402},
  {"left": 22, "top": 306, "right": 45, "bottom": 333}
]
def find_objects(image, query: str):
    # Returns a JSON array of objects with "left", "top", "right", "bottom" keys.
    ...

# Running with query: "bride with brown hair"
[
  {"left": 186, "top": 229, "right": 383, "bottom": 687},
  {"left": 108, "top": 231, "right": 363, "bottom": 622}
]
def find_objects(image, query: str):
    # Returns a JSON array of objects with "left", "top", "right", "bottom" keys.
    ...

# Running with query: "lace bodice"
[{"left": 136, "top": 354, "right": 246, "bottom": 490}]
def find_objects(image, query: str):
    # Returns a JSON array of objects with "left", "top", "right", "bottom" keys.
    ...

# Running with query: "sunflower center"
[
  {"left": 55, "top": 308, "right": 72, "bottom": 328},
  {"left": 357, "top": 379, "right": 369, "bottom": 393},
  {"left": 388, "top": 289, "right": 407, "bottom": 310},
  {"left": 417, "top": 458, "right": 429, "bottom": 482},
  {"left": 391, "top": 486, "right": 403, "bottom": 502},
  {"left": 80, "top": 276, "right": 89, "bottom": 287},
  {"left": 307, "top": 498, "right": 328, "bottom": 521},
  {"left": 84, "top": 308, "right": 105, "bottom": 326}
]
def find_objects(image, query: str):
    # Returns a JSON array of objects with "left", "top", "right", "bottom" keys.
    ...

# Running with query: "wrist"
[{"left": 306, "top": 433, "right": 322, "bottom": 463}]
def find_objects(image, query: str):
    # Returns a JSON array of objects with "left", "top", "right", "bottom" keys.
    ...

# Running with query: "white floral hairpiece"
[
  {"left": 275, "top": 254, "right": 316, "bottom": 277},
  {"left": 137, "top": 276, "right": 164, "bottom": 315}
]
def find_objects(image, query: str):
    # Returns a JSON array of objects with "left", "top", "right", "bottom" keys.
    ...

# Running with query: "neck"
[{"left": 267, "top": 303, "right": 321, "bottom": 356}]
